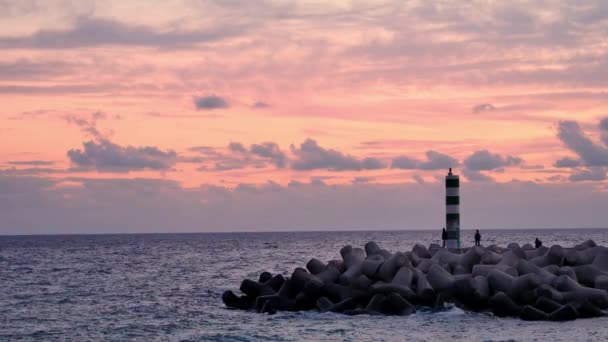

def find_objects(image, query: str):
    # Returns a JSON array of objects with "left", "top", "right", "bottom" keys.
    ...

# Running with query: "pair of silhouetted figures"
[
  {"left": 440, "top": 228, "right": 481, "bottom": 247},
  {"left": 440, "top": 228, "right": 544, "bottom": 249}
]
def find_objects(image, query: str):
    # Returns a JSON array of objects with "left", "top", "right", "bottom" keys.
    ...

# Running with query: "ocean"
[{"left": 1, "top": 229, "right": 607, "bottom": 341}]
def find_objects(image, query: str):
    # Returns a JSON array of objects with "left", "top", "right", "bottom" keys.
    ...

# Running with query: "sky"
[{"left": 1, "top": 0, "right": 608, "bottom": 234}]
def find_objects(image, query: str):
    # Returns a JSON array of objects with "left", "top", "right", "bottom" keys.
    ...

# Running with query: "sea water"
[{"left": 1, "top": 229, "right": 608, "bottom": 341}]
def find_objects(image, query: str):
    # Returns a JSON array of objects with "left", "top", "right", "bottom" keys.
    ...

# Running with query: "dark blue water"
[{"left": 1, "top": 229, "right": 608, "bottom": 341}]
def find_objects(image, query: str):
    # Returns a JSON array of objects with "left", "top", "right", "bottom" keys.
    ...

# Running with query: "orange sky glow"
[{"left": 1, "top": 1, "right": 608, "bottom": 233}]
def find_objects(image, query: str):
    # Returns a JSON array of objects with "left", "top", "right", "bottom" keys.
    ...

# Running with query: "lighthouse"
[{"left": 445, "top": 168, "right": 460, "bottom": 248}]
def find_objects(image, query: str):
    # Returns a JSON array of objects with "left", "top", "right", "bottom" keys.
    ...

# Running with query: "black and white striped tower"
[{"left": 445, "top": 168, "right": 460, "bottom": 248}]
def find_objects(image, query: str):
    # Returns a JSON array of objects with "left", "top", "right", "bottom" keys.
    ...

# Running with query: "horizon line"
[{"left": 1, "top": 226, "right": 607, "bottom": 237}]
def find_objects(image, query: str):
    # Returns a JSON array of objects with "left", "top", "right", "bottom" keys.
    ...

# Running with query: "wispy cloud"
[
  {"left": 290, "top": 139, "right": 385, "bottom": 171},
  {"left": 0, "top": 16, "right": 247, "bottom": 48},
  {"left": 7, "top": 160, "right": 54, "bottom": 166}
]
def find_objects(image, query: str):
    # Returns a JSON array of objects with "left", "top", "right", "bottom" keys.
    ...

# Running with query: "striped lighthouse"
[{"left": 445, "top": 168, "right": 460, "bottom": 248}]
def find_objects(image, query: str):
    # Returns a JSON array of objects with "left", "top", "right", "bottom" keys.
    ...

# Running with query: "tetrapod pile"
[{"left": 222, "top": 240, "right": 608, "bottom": 320}]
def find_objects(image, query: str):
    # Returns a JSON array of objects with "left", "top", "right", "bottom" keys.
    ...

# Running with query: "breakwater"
[{"left": 222, "top": 240, "right": 608, "bottom": 321}]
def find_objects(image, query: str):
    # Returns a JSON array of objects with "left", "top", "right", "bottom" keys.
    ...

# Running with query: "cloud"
[
  {"left": 569, "top": 167, "right": 607, "bottom": 182},
  {"left": 249, "top": 142, "right": 287, "bottom": 168},
  {"left": 391, "top": 150, "right": 458, "bottom": 170},
  {"left": 557, "top": 120, "right": 608, "bottom": 166},
  {"left": 192, "top": 141, "right": 287, "bottom": 170},
  {"left": 67, "top": 139, "right": 177, "bottom": 172},
  {"left": 470, "top": 103, "right": 547, "bottom": 116},
  {"left": 0, "top": 167, "right": 66, "bottom": 176},
  {"left": 554, "top": 157, "right": 581, "bottom": 168},
  {"left": 391, "top": 156, "right": 418, "bottom": 169},
  {"left": 64, "top": 112, "right": 107, "bottom": 140},
  {"left": 227, "top": 141, "right": 287, "bottom": 168},
  {"left": 464, "top": 150, "right": 523, "bottom": 171},
  {"left": 211, "top": 159, "right": 250, "bottom": 171},
  {"left": 194, "top": 95, "right": 229, "bottom": 110},
  {"left": 290, "top": 139, "right": 385, "bottom": 171},
  {"left": 228, "top": 142, "right": 247, "bottom": 153},
  {"left": 7, "top": 160, "right": 54, "bottom": 166},
  {"left": 0, "top": 59, "right": 74, "bottom": 80},
  {"left": 600, "top": 117, "right": 608, "bottom": 131},
  {"left": 462, "top": 168, "right": 494, "bottom": 182},
  {"left": 0, "top": 16, "right": 246, "bottom": 49},
  {"left": 64, "top": 111, "right": 179, "bottom": 172},
  {"left": 600, "top": 117, "right": 608, "bottom": 146}
]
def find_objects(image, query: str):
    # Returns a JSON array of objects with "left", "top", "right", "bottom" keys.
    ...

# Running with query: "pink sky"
[{"left": 1, "top": 1, "right": 608, "bottom": 234}]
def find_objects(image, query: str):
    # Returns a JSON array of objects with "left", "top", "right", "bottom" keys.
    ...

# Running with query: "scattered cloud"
[
  {"left": 0, "top": 167, "right": 66, "bottom": 176},
  {"left": 191, "top": 141, "right": 287, "bottom": 170},
  {"left": 249, "top": 142, "right": 287, "bottom": 168},
  {"left": 464, "top": 150, "right": 523, "bottom": 171},
  {"left": 552, "top": 119, "right": 608, "bottom": 182},
  {"left": 600, "top": 117, "right": 608, "bottom": 131},
  {"left": 462, "top": 168, "right": 494, "bottom": 182},
  {"left": 470, "top": 102, "right": 548, "bottom": 116},
  {"left": 391, "top": 150, "right": 458, "bottom": 170},
  {"left": 554, "top": 157, "right": 581, "bottom": 168},
  {"left": 557, "top": 120, "right": 608, "bottom": 166},
  {"left": 67, "top": 139, "right": 177, "bottom": 172},
  {"left": 194, "top": 95, "right": 229, "bottom": 110},
  {"left": 64, "top": 111, "right": 177, "bottom": 172},
  {"left": 569, "top": 167, "right": 607, "bottom": 182},
  {"left": 600, "top": 117, "right": 608, "bottom": 146},
  {"left": 0, "top": 59, "right": 74, "bottom": 80},
  {"left": 290, "top": 138, "right": 385, "bottom": 171},
  {"left": 228, "top": 142, "right": 247, "bottom": 153},
  {"left": 0, "top": 16, "right": 247, "bottom": 49},
  {"left": 391, "top": 156, "right": 418, "bottom": 169}
]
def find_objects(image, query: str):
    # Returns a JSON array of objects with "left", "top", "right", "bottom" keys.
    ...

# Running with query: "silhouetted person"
[
  {"left": 535, "top": 238, "right": 543, "bottom": 248},
  {"left": 442, "top": 228, "right": 447, "bottom": 248},
  {"left": 474, "top": 229, "right": 481, "bottom": 246}
]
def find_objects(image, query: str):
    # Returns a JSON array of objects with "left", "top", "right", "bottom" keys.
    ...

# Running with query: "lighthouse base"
[{"left": 446, "top": 239, "right": 459, "bottom": 249}]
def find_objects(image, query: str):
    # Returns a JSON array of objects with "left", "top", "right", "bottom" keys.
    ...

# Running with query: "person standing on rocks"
[
  {"left": 535, "top": 238, "right": 543, "bottom": 248},
  {"left": 474, "top": 229, "right": 481, "bottom": 246},
  {"left": 441, "top": 228, "right": 447, "bottom": 248}
]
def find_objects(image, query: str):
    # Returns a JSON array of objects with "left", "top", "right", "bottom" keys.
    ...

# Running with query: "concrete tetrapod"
[{"left": 222, "top": 240, "right": 608, "bottom": 320}]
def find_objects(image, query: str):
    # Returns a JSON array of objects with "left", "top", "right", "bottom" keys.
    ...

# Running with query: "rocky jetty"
[{"left": 222, "top": 240, "right": 608, "bottom": 320}]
